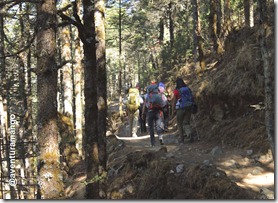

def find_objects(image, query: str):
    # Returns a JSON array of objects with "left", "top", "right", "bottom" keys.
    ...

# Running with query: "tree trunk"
[
  {"left": 209, "top": 0, "right": 218, "bottom": 53},
  {"left": 250, "top": 0, "right": 254, "bottom": 27},
  {"left": 224, "top": 0, "right": 231, "bottom": 33},
  {"left": 192, "top": 0, "right": 205, "bottom": 78},
  {"left": 118, "top": 0, "right": 123, "bottom": 120},
  {"left": 82, "top": 0, "right": 100, "bottom": 198},
  {"left": 70, "top": 0, "right": 84, "bottom": 159},
  {"left": 95, "top": 0, "right": 107, "bottom": 198},
  {"left": 168, "top": 2, "right": 174, "bottom": 48},
  {"left": 36, "top": 0, "right": 64, "bottom": 199},
  {"left": 0, "top": 13, "right": 10, "bottom": 199},
  {"left": 158, "top": 18, "right": 164, "bottom": 44},
  {"left": 215, "top": 0, "right": 221, "bottom": 36},
  {"left": 257, "top": 0, "right": 274, "bottom": 159},
  {"left": 60, "top": 4, "right": 73, "bottom": 117},
  {"left": 244, "top": 0, "right": 250, "bottom": 27}
]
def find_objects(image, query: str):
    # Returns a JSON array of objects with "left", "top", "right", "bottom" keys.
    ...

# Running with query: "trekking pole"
[{"left": 191, "top": 114, "right": 200, "bottom": 141}]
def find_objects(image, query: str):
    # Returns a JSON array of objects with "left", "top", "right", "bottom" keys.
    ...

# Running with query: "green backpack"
[{"left": 126, "top": 88, "right": 140, "bottom": 112}]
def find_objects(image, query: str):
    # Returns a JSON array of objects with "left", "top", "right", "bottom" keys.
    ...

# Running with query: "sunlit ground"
[{"left": 217, "top": 153, "right": 274, "bottom": 199}]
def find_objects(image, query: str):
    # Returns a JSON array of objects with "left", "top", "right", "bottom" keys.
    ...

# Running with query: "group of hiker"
[{"left": 124, "top": 77, "right": 197, "bottom": 147}]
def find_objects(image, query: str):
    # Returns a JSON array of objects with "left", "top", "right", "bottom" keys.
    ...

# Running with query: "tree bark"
[
  {"left": 257, "top": 0, "right": 275, "bottom": 159},
  {"left": 224, "top": 0, "right": 231, "bottom": 33},
  {"left": 82, "top": 0, "right": 100, "bottom": 198},
  {"left": 36, "top": 0, "right": 64, "bottom": 199},
  {"left": 95, "top": 0, "right": 107, "bottom": 198},
  {"left": 118, "top": 0, "right": 123, "bottom": 120},
  {"left": 192, "top": 0, "right": 205, "bottom": 77},
  {"left": 158, "top": 18, "right": 164, "bottom": 44},
  {"left": 209, "top": 0, "right": 218, "bottom": 53},
  {"left": 244, "top": 0, "right": 250, "bottom": 27},
  {"left": 168, "top": 2, "right": 174, "bottom": 48},
  {"left": 60, "top": 0, "right": 73, "bottom": 117}
]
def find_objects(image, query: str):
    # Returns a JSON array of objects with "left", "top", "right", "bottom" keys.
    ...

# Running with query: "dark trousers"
[
  {"left": 139, "top": 105, "right": 147, "bottom": 133},
  {"left": 147, "top": 109, "right": 164, "bottom": 146}
]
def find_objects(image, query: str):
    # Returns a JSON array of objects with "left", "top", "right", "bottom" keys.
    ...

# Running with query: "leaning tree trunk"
[
  {"left": 36, "top": 0, "right": 64, "bottom": 199},
  {"left": 257, "top": 0, "right": 274, "bottom": 158}
]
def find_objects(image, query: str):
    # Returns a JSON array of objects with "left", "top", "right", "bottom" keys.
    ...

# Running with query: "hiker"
[
  {"left": 171, "top": 78, "right": 195, "bottom": 144},
  {"left": 126, "top": 85, "right": 144, "bottom": 137},
  {"left": 142, "top": 79, "right": 167, "bottom": 146},
  {"left": 158, "top": 82, "right": 170, "bottom": 132},
  {"left": 137, "top": 83, "right": 147, "bottom": 133}
]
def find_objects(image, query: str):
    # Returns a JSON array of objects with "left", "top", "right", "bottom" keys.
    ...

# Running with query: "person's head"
[
  {"left": 175, "top": 77, "right": 186, "bottom": 89},
  {"left": 158, "top": 82, "right": 165, "bottom": 89},
  {"left": 158, "top": 82, "right": 165, "bottom": 93},
  {"left": 150, "top": 77, "right": 157, "bottom": 85}
]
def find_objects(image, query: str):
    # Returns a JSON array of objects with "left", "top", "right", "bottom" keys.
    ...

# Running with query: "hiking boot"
[{"left": 159, "top": 139, "right": 164, "bottom": 145}]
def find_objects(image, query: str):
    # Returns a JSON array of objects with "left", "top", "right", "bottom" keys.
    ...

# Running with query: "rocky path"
[
  {"left": 114, "top": 120, "right": 274, "bottom": 199},
  {"left": 106, "top": 101, "right": 274, "bottom": 199}
]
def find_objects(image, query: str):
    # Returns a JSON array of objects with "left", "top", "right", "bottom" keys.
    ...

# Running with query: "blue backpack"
[{"left": 178, "top": 86, "right": 194, "bottom": 108}]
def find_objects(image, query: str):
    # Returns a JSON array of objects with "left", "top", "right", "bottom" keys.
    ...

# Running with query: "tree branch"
[{"left": 57, "top": 4, "right": 86, "bottom": 43}]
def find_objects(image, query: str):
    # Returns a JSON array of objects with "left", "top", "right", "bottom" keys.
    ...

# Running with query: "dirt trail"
[
  {"left": 65, "top": 103, "right": 274, "bottom": 199},
  {"left": 109, "top": 113, "right": 274, "bottom": 199}
]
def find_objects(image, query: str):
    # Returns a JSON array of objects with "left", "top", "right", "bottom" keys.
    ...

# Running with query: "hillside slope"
[{"left": 184, "top": 26, "right": 274, "bottom": 154}]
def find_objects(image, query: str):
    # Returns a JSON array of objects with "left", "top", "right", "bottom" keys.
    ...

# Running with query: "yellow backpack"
[{"left": 126, "top": 88, "right": 140, "bottom": 112}]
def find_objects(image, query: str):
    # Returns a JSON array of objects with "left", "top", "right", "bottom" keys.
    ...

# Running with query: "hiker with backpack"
[
  {"left": 172, "top": 78, "right": 195, "bottom": 144},
  {"left": 142, "top": 79, "right": 167, "bottom": 146},
  {"left": 126, "top": 85, "right": 144, "bottom": 137}
]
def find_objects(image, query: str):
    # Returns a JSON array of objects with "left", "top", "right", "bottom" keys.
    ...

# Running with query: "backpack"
[
  {"left": 178, "top": 86, "right": 194, "bottom": 108},
  {"left": 146, "top": 84, "right": 165, "bottom": 109},
  {"left": 126, "top": 88, "right": 140, "bottom": 112}
]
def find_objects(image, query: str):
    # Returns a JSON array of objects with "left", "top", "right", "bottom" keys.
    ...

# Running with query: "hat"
[{"left": 159, "top": 82, "right": 165, "bottom": 88}]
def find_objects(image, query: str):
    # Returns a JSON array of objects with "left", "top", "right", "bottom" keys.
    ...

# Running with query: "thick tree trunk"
[
  {"left": 36, "top": 0, "right": 64, "bottom": 199},
  {"left": 82, "top": 0, "right": 100, "bottom": 198},
  {"left": 257, "top": 0, "right": 274, "bottom": 159},
  {"left": 95, "top": 0, "right": 107, "bottom": 198}
]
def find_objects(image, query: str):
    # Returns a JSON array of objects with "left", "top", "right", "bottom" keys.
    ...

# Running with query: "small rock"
[
  {"left": 176, "top": 164, "right": 184, "bottom": 173},
  {"left": 203, "top": 160, "right": 210, "bottom": 165},
  {"left": 166, "top": 153, "right": 175, "bottom": 158},
  {"left": 247, "top": 149, "right": 253, "bottom": 155},
  {"left": 210, "top": 146, "right": 223, "bottom": 156}
]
